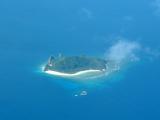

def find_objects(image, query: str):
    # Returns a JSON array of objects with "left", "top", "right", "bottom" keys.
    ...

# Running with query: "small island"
[{"left": 43, "top": 55, "right": 109, "bottom": 79}]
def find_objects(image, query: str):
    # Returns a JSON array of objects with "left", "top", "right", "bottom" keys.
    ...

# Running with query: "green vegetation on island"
[{"left": 44, "top": 55, "right": 107, "bottom": 74}]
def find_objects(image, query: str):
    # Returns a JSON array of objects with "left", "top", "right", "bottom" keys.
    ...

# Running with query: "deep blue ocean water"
[{"left": 0, "top": 0, "right": 160, "bottom": 120}]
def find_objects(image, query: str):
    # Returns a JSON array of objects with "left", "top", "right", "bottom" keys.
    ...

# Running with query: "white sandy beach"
[{"left": 44, "top": 69, "right": 105, "bottom": 78}]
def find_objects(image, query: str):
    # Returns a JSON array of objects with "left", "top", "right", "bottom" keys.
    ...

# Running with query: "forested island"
[{"left": 44, "top": 55, "right": 107, "bottom": 74}]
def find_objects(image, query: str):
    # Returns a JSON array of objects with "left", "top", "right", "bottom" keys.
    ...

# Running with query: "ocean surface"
[{"left": 0, "top": 0, "right": 160, "bottom": 120}]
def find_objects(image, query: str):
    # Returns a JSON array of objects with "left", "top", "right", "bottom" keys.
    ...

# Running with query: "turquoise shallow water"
[{"left": 0, "top": 0, "right": 160, "bottom": 120}]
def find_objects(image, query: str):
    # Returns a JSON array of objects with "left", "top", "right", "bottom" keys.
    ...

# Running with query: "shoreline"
[{"left": 44, "top": 69, "right": 105, "bottom": 78}]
